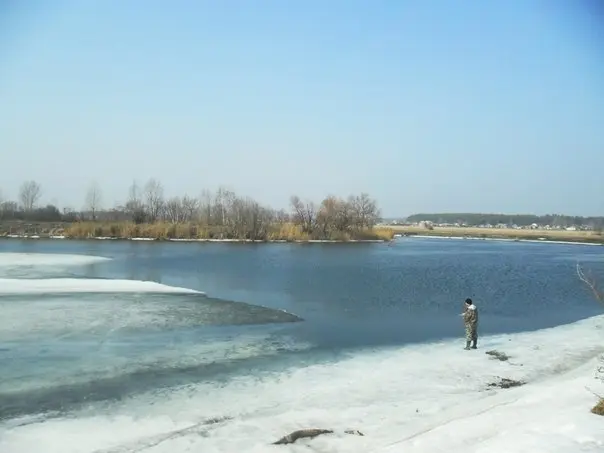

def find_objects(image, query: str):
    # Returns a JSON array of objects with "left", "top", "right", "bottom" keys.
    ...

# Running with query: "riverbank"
[
  {"left": 3, "top": 222, "right": 603, "bottom": 245},
  {"left": 0, "top": 221, "right": 395, "bottom": 242},
  {"left": 389, "top": 225, "right": 604, "bottom": 245},
  {"left": 0, "top": 234, "right": 387, "bottom": 243}
]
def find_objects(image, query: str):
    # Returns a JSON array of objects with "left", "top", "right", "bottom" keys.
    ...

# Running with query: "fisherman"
[{"left": 462, "top": 298, "right": 478, "bottom": 350}]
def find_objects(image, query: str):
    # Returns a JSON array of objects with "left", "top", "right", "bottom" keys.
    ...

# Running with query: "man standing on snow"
[{"left": 462, "top": 298, "right": 478, "bottom": 350}]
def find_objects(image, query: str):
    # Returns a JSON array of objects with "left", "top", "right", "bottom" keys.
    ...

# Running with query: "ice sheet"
[
  {"left": 1, "top": 315, "right": 603, "bottom": 453},
  {"left": 0, "top": 252, "right": 110, "bottom": 267},
  {"left": 0, "top": 278, "right": 202, "bottom": 294},
  {"left": 1, "top": 331, "right": 310, "bottom": 396}
]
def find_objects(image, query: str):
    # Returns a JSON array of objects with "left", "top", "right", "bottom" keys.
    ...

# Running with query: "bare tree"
[
  {"left": 2, "top": 201, "right": 18, "bottom": 219},
  {"left": 350, "top": 192, "right": 380, "bottom": 229},
  {"left": 85, "top": 182, "right": 103, "bottom": 220},
  {"left": 317, "top": 195, "right": 341, "bottom": 236},
  {"left": 577, "top": 264, "right": 603, "bottom": 305},
  {"left": 199, "top": 189, "right": 214, "bottom": 225},
  {"left": 181, "top": 194, "right": 199, "bottom": 221},
  {"left": 213, "top": 187, "right": 236, "bottom": 227},
  {"left": 334, "top": 197, "right": 353, "bottom": 232},
  {"left": 226, "top": 195, "right": 274, "bottom": 240},
  {"left": 290, "top": 195, "right": 317, "bottom": 234},
  {"left": 1, "top": 179, "right": 386, "bottom": 240},
  {"left": 144, "top": 178, "right": 164, "bottom": 222},
  {"left": 19, "top": 180, "right": 42, "bottom": 211},
  {"left": 274, "top": 209, "right": 290, "bottom": 224},
  {"left": 125, "top": 180, "right": 145, "bottom": 223},
  {"left": 576, "top": 263, "right": 604, "bottom": 386},
  {"left": 164, "top": 196, "right": 185, "bottom": 224}
]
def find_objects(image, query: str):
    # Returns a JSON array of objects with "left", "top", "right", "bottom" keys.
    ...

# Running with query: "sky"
[{"left": 1, "top": 0, "right": 603, "bottom": 217}]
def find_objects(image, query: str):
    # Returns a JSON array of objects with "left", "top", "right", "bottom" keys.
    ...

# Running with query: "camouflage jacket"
[{"left": 463, "top": 306, "right": 478, "bottom": 326}]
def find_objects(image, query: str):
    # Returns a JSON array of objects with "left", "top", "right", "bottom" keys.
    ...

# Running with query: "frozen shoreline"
[
  {"left": 2, "top": 314, "right": 603, "bottom": 453},
  {"left": 404, "top": 233, "right": 604, "bottom": 246}
]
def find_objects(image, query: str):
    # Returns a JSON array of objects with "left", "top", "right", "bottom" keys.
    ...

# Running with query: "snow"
[
  {"left": 0, "top": 277, "right": 202, "bottom": 294},
  {"left": 0, "top": 252, "right": 110, "bottom": 267},
  {"left": 1, "top": 315, "right": 603, "bottom": 453},
  {"left": 407, "top": 235, "right": 603, "bottom": 247},
  {"left": 0, "top": 251, "right": 201, "bottom": 294},
  {"left": 377, "top": 359, "right": 604, "bottom": 453}
]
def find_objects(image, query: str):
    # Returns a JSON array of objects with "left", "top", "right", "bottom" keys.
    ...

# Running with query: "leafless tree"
[
  {"left": 125, "top": 180, "right": 145, "bottom": 223},
  {"left": 1, "top": 179, "right": 386, "bottom": 240},
  {"left": 274, "top": 209, "right": 290, "bottom": 224},
  {"left": 335, "top": 197, "right": 354, "bottom": 232},
  {"left": 226, "top": 195, "right": 274, "bottom": 240},
  {"left": 2, "top": 201, "right": 18, "bottom": 218},
  {"left": 576, "top": 263, "right": 604, "bottom": 384},
  {"left": 181, "top": 195, "right": 200, "bottom": 221},
  {"left": 127, "top": 180, "right": 141, "bottom": 205},
  {"left": 19, "top": 180, "right": 42, "bottom": 211},
  {"left": 577, "top": 264, "right": 603, "bottom": 305},
  {"left": 198, "top": 189, "right": 214, "bottom": 225},
  {"left": 165, "top": 196, "right": 186, "bottom": 224},
  {"left": 317, "top": 195, "right": 341, "bottom": 236},
  {"left": 85, "top": 182, "right": 103, "bottom": 220},
  {"left": 213, "top": 187, "right": 236, "bottom": 227},
  {"left": 290, "top": 195, "right": 317, "bottom": 233},
  {"left": 350, "top": 192, "right": 380, "bottom": 229},
  {"left": 144, "top": 178, "right": 164, "bottom": 221}
]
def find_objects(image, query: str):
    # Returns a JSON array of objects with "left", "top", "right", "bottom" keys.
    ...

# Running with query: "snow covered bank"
[
  {"left": 2, "top": 315, "right": 603, "bottom": 453},
  {"left": 0, "top": 252, "right": 110, "bottom": 267},
  {"left": 407, "top": 234, "right": 604, "bottom": 247},
  {"left": 0, "top": 278, "right": 202, "bottom": 295},
  {"left": 378, "top": 356, "right": 603, "bottom": 452}
]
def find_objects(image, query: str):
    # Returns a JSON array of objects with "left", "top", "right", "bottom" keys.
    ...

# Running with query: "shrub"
[
  {"left": 367, "top": 227, "right": 395, "bottom": 241},
  {"left": 62, "top": 220, "right": 392, "bottom": 242}
]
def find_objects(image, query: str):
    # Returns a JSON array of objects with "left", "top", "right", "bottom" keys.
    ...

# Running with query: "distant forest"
[{"left": 405, "top": 213, "right": 604, "bottom": 228}]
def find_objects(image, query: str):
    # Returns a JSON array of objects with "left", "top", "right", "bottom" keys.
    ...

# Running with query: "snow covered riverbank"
[{"left": 2, "top": 315, "right": 603, "bottom": 453}]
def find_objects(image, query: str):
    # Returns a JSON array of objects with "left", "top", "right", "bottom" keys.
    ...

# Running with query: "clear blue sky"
[{"left": 1, "top": 0, "right": 603, "bottom": 216}]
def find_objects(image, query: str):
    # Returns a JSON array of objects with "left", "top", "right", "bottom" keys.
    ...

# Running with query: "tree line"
[
  {"left": 0, "top": 179, "right": 388, "bottom": 241},
  {"left": 406, "top": 212, "right": 604, "bottom": 229}
]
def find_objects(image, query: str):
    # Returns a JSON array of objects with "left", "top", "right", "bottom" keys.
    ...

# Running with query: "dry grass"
[
  {"left": 62, "top": 221, "right": 392, "bottom": 242},
  {"left": 389, "top": 225, "right": 603, "bottom": 243},
  {"left": 592, "top": 399, "right": 604, "bottom": 416},
  {"left": 371, "top": 227, "right": 395, "bottom": 241},
  {"left": 268, "top": 223, "right": 310, "bottom": 241}
]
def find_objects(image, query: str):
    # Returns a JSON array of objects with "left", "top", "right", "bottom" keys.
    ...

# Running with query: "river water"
[{"left": 0, "top": 237, "right": 602, "bottom": 452}]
